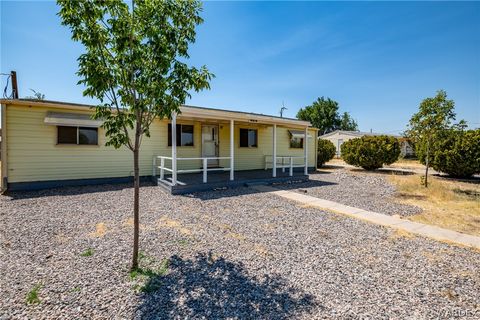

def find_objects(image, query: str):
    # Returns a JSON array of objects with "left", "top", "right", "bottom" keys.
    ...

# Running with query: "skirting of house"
[
  {"left": 6, "top": 176, "right": 153, "bottom": 191},
  {"left": 6, "top": 167, "right": 316, "bottom": 193}
]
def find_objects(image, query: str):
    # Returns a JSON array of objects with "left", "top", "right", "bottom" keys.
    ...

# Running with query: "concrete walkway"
[{"left": 252, "top": 185, "right": 480, "bottom": 250}]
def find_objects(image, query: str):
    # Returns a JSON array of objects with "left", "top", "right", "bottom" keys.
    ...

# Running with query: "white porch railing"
[
  {"left": 264, "top": 155, "right": 307, "bottom": 177},
  {"left": 153, "top": 156, "right": 231, "bottom": 185}
]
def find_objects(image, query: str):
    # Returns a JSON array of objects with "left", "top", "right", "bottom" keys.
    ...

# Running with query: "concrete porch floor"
[{"left": 156, "top": 168, "right": 313, "bottom": 194}]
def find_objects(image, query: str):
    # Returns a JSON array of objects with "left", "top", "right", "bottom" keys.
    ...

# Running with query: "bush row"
[{"left": 317, "top": 130, "right": 479, "bottom": 177}]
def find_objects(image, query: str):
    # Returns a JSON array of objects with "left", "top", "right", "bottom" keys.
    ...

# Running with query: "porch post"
[
  {"left": 272, "top": 124, "right": 277, "bottom": 177},
  {"left": 171, "top": 113, "right": 177, "bottom": 185},
  {"left": 230, "top": 120, "right": 234, "bottom": 181},
  {"left": 304, "top": 126, "right": 308, "bottom": 175}
]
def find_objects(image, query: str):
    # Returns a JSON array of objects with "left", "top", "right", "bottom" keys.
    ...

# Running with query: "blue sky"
[{"left": 1, "top": 1, "right": 479, "bottom": 133}]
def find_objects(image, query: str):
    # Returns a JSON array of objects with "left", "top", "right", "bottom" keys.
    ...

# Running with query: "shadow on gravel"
[
  {"left": 320, "top": 164, "right": 345, "bottom": 170},
  {"left": 136, "top": 253, "right": 319, "bottom": 319},
  {"left": 185, "top": 178, "right": 337, "bottom": 200}
]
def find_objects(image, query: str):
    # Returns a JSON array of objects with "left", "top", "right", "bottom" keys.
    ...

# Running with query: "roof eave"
[{"left": 0, "top": 99, "right": 313, "bottom": 127}]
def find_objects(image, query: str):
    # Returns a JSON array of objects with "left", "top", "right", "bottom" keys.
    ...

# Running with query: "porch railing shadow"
[{"left": 135, "top": 253, "right": 320, "bottom": 319}]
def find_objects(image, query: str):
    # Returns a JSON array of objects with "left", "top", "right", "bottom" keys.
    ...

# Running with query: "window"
[
  {"left": 239, "top": 128, "right": 257, "bottom": 147},
  {"left": 290, "top": 137, "right": 304, "bottom": 149},
  {"left": 57, "top": 126, "right": 98, "bottom": 145},
  {"left": 168, "top": 124, "right": 194, "bottom": 146}
]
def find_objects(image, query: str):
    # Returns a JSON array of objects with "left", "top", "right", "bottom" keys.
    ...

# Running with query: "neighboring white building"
[{"left": 318, "top": 130, "right": 415, "bottom": 158}]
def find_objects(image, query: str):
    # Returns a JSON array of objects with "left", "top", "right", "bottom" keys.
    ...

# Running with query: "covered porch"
[{"left": 152, "top": 105, "right": 317, "bottom": 194}]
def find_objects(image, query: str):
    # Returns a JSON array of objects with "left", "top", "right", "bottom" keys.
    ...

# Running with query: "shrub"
[
  {"left": 341, "top": 135, "right": 401, "bottom": 170},
  {"left": 430, "top": 129, "right": 480, "bottom": 178},
  {"left": 317, "top": 139, "right": 336, "bottom": 167}
]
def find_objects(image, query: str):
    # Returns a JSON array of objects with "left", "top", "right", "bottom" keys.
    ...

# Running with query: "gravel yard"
[
  {"left": 282, "top": 169, "right": 422, "bottom": 216},
  {"left": 1, "top": 182, "right": 479, "bottom": 319}
]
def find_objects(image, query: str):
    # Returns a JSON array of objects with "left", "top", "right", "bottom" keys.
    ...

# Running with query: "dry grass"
[
  {"left": 388, "top": 174, "right": 480, "bottom": 236},
  {"left": 389, "top": 229, "right": 416, "bottom": 241},
  {"left": 89, "top": 222, "right": 107, "bottom": 238},
  {"left": 388, "top": 159, "right": 424, "bottom": 169},
  {"left": 157, "top": 216, "right": 192, "bottom": 235}
]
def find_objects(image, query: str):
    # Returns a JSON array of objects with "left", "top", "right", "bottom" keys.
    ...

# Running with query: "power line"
[{"left": 1, "top": 73, "right": 12, "bottom": 99}]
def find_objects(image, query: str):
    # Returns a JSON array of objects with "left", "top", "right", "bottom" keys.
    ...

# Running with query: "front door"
[{"left": 202, "top": 125, "right": 219, "bottom": 167}]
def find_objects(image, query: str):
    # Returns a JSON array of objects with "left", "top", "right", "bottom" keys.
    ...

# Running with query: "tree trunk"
[
  {"left": 424, "top": 139, "right": 429, "bottom": 188},
  {"left": 131, "top": 147, "right": 140, "bottom": 271}
]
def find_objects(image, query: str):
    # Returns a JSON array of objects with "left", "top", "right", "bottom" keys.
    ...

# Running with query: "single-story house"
[
  {"left": 0, "top": 99, "right": 318, "bottom": 194},
  {"left": 318, "top": 130, "right": 415, "bottom": 158}
]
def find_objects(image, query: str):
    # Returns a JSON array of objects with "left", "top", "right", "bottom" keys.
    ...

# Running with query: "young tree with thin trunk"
[
  {"left": 58, "top": 0, "right": 213, "bottom": 270},
  {"left": 407, "top": 90, "right": 455, "bottom": 187}
]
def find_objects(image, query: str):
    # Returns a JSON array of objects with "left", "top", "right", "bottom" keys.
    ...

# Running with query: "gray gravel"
[
  {"left": 280, "top": 169, "right": 422, "bottom": 216},
  {"left": 1, "top": 183, "right": 479, "bottom": 319}
]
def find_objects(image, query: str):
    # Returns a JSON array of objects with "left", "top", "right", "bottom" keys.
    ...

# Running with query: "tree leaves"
[
  {"left": 57, "top": 0, "right": 213, "bottom": 151},
  {"left": 296, "top": 97, "right": 358, "bottom": 135}
]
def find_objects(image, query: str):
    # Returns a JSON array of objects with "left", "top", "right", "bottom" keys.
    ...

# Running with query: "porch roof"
[{"left": 179, "top": 105, "right": 312, "bottom": 128}]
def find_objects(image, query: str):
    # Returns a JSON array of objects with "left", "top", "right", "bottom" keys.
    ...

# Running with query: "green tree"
[
  {"left": 406, "top": 90, "right": 456, "bottom": 187},
  {"left": 58, "top": 0, "right": 213, "bottom": 270},
  {"left": 339, "top": 112, "right": 358, "bottom": 131},
  {"left": 296, "top": 97, "right": 358, "bottom": 134}
]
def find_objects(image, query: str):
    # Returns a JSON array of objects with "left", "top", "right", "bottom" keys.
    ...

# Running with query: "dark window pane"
[
  {"left": 239, "top": 129, "right": 248, "bottom": 147},
  {"left": 79, "top": 127, "right": 98, "bottom": 145},
  {"left": 168, "top": 124, "right": 187, "bottom": 146},
  {"left": 181, "top": 125, "right": 194, "bottom": 146},
  {"left": 57, "top": 126, "right": 77, "bottom": 144},
  {"left": 168, "top": 124, "right": 172, "bottom": 146},
  {"left": 176, "top": 124, "right": 181, "bottom": 146}
]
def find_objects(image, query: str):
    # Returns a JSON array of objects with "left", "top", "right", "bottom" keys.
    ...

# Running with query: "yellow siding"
[{"left": 6, "top": 104, "right": 316, "bottom": 183}]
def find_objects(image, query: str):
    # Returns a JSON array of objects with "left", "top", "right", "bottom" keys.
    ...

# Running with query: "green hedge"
[
  {"left": 429, "top": 129, "right": 480, "bottom": 178},
  {"left": 317, "top": 139, "right": 336, "bottom": 167},
  {"left": 341, "top": 135, "right": 400, "bottom": 170}
]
